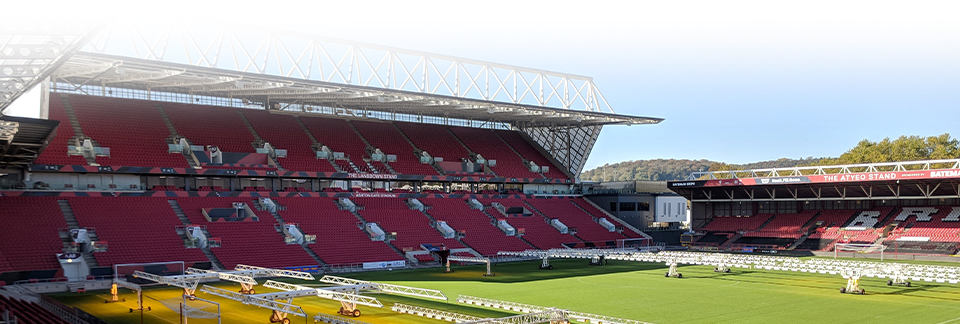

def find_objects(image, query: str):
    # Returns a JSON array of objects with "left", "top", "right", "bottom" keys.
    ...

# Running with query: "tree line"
[{"left": 580, "top": 133, "right": 958, "bottom": 182}]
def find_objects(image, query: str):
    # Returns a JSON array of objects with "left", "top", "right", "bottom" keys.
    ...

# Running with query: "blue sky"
[{"left": 6, "top": 0, "right": 959, "bottom": 171}]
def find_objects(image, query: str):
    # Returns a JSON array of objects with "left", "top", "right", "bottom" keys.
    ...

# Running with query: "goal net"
[
  {"left": 617, "top": 238, "right": 652, "bottom": 249},
  {"left": 157, "top": 295, "right": 221, "bottom": 322},
  {"left": 834, "top": 243, "right": 887, "bottom": 260}
]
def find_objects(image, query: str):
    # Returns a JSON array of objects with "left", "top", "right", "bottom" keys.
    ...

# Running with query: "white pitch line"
[{"left": 935, "top": 316, "right": 960, "bottom": 324}]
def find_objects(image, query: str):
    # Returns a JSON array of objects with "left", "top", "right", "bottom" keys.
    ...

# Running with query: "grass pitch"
[{"left": 49, "top": 257, "right": 960, "bottom": 324}]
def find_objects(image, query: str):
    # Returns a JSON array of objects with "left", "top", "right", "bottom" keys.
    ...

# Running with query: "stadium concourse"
[{"left": 669, "top": 160, "right": 960, "bottom": 258}]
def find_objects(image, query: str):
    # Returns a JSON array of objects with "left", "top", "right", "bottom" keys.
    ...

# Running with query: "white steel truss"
[
  {"left": 13, "top": 20, "right": 663, "bottom": 176},
  {"left": 460, "top": 309, "right": 569, "bottom": 324},
  {"left": 261, "top": 280, "right": 384, "bottom": 308},
  {"left": 182, "top": 268, "right": 260, "bottom": 285},
  {"left": 521, "top": 124, "right": 603, "bottom": 177},
  {"left": 0, "top": 23, "right": 94, "bottom": 113},
  {"left": 135, "top": 264, "right": 313, "bottom": 297},
  {"left": 232, "top": 264, "right": 316, "bottom": 280},
  {"left": 458, "top": 295, "right": 652, "bottom": 324},
  {"left": 199, "top": 285, "right": 307, "bottom": 318},
  {"left": 132, "top": 270, "right": 204, "bottom": 294},
  {"left": 318, "top": 275, "right": 448, "bottom": 301},
  {"left": 391, "top": 303, "right": 483, "bottom": 323},
  {"left": 314, "top": 313, "right": 373, "bottom": 324},
  {"left": 686, "top": 159, "right": 960, "bottom": 180},
  {"left": 81, "top": 21, "right": 618, "bottom": 114},
  {"left": 551, "top": 250, "right": 960, "bottom": 285}
]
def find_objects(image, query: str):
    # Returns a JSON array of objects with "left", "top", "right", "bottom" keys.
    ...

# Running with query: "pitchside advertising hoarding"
[
  {"left": 668, "top": 169, "right": 960, "bottom": 188},
  {"left": 362, "top": 260, "right": 406, "bottom": 270}
]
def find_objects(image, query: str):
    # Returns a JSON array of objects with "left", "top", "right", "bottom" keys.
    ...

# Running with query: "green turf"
[{"left": 49, "top": 257, "right": 960, "bottom": 324}]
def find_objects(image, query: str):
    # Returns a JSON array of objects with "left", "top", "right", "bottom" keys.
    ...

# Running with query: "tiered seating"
[
  {"left": 414, "top": 254, "right": 435, "bottom": 263},
  {"left": 298, "top": 117, "right": 369, "bottom": 172},
  {"left": 481, "top": 198, "right": 577, "bottom": 249},
  {"left": 796, "top": 209, "right": 860, "bottom": 250},
  {"left": 163, "top": 103, "right": 256, "bottom": 153},
  {"left": 34, "top": 95, "right": 92, "bottom": 166},
  {"left": 570, "top": 198, "right": 647, "bottom": 238},
  {"left": 448, "top": 126, "right": 538, "bottom": 179},
  {"left": 197, "top": 186, "right": 227, "bottom": 191},
  {"left": 175, "top": 197, "right": 244, "bottom": 224},
  {"left": 352, "top": 198, "right": 461, "bottom": 251},
  {"left": 700, "top": 214, "right": 774, "bottom": 233},
  {"left": 204, "top": 221, "right": 317, "bottom": 269},
  {"left": 150, "top": 185, "right": 183, "bottom": 191},
  {"left": 274, "top": 198, "right": 403, "bottom": 265},
  {"left": 494, "top": 130, "right": 568, "bottom": 179},
  {"left": 525, "top": 199, "right": 625, "bottom": 242},
  {"left": 370, "top": 161, "right": 391, "bottom": 174},
  {"left": 807, "top": 210, "right": 859, "bottom": 240},
  {"left": 744, "top": 211, "right": 818, "bottom": 239},
  {"left": 396, "top": 122, "right": 469, "bottom": 164},
  {"left": 0, "top": 197, "right": 67, "bottom": 272},
  {"left": 886, "top": 207, "right": 960, "bottom": 242},
  {"left": 242, "top": 111, "right": 335, "bottom": 172},
  {"left": 422, "top": 198, "right": 530, "bottom": 256},
  {"left": 352, "top": 120, "right": 438, "bottom": 175},
  {"left": 69, "top": 95, "right": 189, "bottom": 168},
  {"left": 174, "top": 197, "right": 317, "bottom": 268},
  {"left": 0, "top": 295, "right": 69, "bottom": 324},
  {"left": 202, "top": 165, "right": 276, "bottom": 171},
  {"left": 333, "top": 159, "right": 355, "bottom": 173},
  {"left": 693, "top": 233, "right": 733, "bottom": 245},
  {"left": 67, "top": 197, "right": 206, "bottom": 267}
]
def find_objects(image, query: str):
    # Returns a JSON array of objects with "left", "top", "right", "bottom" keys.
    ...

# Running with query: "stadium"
[{"left": 1, "top": 21, "right": 960, "bottom": 324}]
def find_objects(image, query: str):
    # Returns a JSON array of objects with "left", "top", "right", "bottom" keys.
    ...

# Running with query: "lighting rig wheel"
[
  {"left": 249, "top": 289, "right": 255, "bottom": 295},
  {"left": 282, "top": 318, "right": 291, "bottom": 324},
  {"left": 677, "top": 273, "right": 682, "bottom": 278},
  {"left": 548, "top": 265, "right": 553, "bottom": 270},
  {"left": 725, "top": 269, "right": 731, "bottom": 273},
  {"left": 352, "top": 309, "right": 361, "bottom": 317},
  {"left": 859, "top": 289, "right": 865, "bottom": 295},
  {"left": 665, "top": 272, "right": 670, "bottom": 277},
  {"left": 840, "top": 288, "right": 846, "bottom": 293},
  {"left": 906, "top": 282, "right": 912, "bottom": 287},
  {"left": 887, "top": 280, "right": 893, "bottom": 286},
  {"left": 338, "top": 307, "right": 344, "bottom": 314}
]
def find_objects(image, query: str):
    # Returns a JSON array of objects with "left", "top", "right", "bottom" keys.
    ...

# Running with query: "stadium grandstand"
[
  {"left": 3, "top": 20, "right": 960, "bottom": 324},
  {"left": 0, "top": 22, "right": 660, "bottom": 290},
  {"left": 669, "top": 160, "right": 960, "bottom": 258}
]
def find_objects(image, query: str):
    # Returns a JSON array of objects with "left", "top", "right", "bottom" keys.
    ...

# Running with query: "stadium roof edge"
[
  {"left": 668, "top": 159, "right": 960, "bottom": 202},
  {"left": 681, "top": 159, "right": 960, "bottom": 181},
  {"left": 54, "top": 52, "right": 663, "bottom": 127}
]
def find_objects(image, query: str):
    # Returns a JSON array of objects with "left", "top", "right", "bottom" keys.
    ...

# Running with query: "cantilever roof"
[{"left": 55, "top": 53, "right": 663, "bottom": 127}]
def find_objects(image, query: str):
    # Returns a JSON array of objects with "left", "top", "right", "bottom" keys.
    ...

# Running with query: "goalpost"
[
  {"left": 834, "top": 243, "right": 886, "bottom": 261},
  {"left": 109, "top": 261, "right": 186, "bottom": 312},
  {"left": 156, "top": 294, "right": 221, "bottom": 324},
  {"left": 617, "top": 238, "right": 652, "bottom": 249}
]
